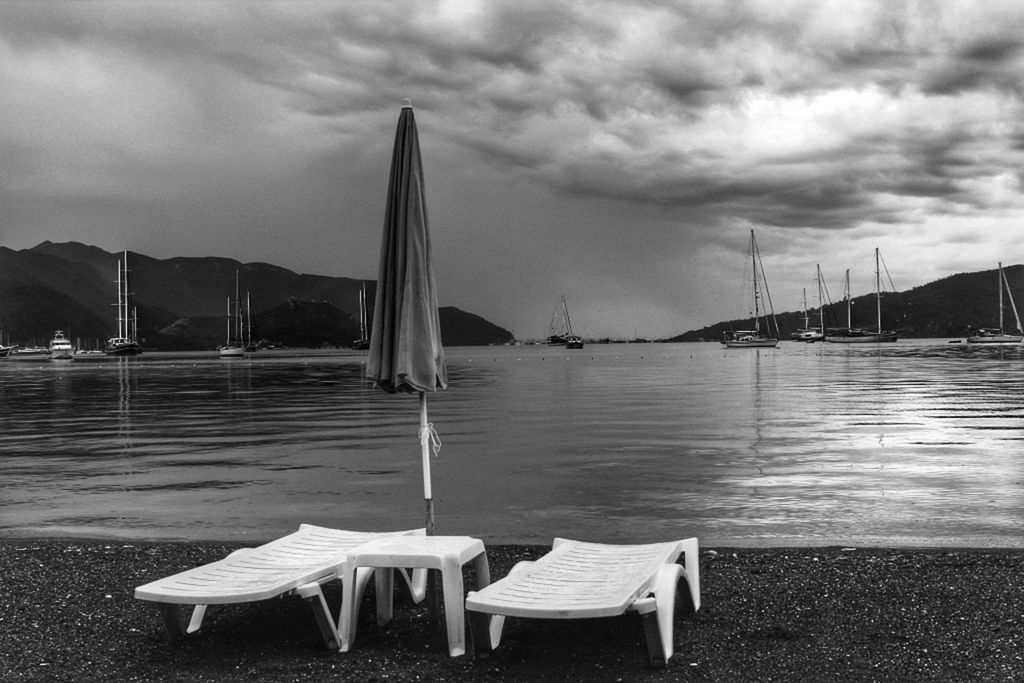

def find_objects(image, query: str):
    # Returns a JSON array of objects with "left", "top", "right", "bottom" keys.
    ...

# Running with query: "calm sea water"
[{"left": 2, "top": 341, "right": 1022, "bottom": 547}]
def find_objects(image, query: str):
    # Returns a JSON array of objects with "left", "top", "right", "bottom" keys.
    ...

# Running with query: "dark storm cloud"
[{"left": 3, "top": 0, "right": 1024, "bottom": 338}]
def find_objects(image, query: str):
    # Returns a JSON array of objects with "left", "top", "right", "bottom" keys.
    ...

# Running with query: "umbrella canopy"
[{"left": 366, "top": 100, "right": 448, "bottom": 533}]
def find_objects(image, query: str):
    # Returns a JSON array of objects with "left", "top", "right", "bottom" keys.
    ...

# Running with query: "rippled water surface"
[{"left": 2, "top": 341, "right": 1022, "bottom": 546}]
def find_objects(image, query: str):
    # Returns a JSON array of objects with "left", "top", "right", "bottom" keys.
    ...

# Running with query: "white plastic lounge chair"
[
  {"left": 465, "top": 537, "right": 700, "bottom": 667},
  {"left": 134, "top": 524, "right": 427, "bottom": 649}
]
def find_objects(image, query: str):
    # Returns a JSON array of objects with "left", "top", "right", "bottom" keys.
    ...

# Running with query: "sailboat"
[
  {"left": 791, "top": 278, "right": 825, "bottom": 342},
  {"left": 352, "top": 282, "right": 370, "bottom": 350},
  {"left": 0, "top": 329, "right": 17, "bottom": 357},
  {"left": 966, "top": 263, "right": 1023, "bottom": 344},
  {"left": 105, "top": 250, "right": 143, "bottom": 355},
  {"left": 547, "top": 296, "right": 583, "bottom": 349},
  {"left": 722, "top": 230, "right": 780, "bottom": 348},
  {"left": 218, "top": 271, "right": 248, "bottom": 358},
  {"left": 824, "top": 248, "right": 898, "bottom": 343}
]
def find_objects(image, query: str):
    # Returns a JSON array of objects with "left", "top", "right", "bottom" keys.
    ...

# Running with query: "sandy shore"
[{"left": 1, "top": 539, "right": 1022, "bottom": 681}]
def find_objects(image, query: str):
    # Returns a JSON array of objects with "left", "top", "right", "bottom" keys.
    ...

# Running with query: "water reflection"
[
  {"left": 1, "top": 344, "right": 1022, "bottom": 546},
  {"left": 117, "top": 359, "right": 135, "bottom": 519}
]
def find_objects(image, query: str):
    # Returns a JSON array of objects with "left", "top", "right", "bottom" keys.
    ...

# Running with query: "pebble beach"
[{"left": 2, "top": 539, "right": 1023, "bottom": 681}]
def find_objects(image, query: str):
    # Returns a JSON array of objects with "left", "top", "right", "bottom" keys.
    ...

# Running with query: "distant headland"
[{"left": 0, "top": 242, "right": 513, "bottom": 350}]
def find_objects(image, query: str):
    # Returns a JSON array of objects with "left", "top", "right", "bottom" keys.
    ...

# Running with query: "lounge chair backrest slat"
[{"left": 466, "top": 539, "right": 683, "bottom": 619}]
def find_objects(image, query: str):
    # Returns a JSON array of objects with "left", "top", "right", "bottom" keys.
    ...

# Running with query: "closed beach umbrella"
[{"left": 367, "top": 99, "right": 448, "bottom": 535}]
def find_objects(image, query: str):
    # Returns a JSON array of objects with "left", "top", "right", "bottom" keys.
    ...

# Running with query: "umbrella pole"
[
  {"left": 419, "top": 391, "right": 435, "bottom": 536},
  {"left": 419, "top": 391, "right": 441, "bottom": 623}
]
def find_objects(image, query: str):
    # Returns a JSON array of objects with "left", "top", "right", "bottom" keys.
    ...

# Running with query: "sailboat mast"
[
  {"left": 875, "top": 247, "right": 882, "bottom": 334},
  {"left": 116, "top": 256, "right": 124, "bottom": 339},
  {"left": 750, "top": 230, "right": 761, "bottom": 333},
  {"left": 225, "top": 297, "right": 231, "bottom": 345},
  {"left": 1002, "top": 265, "right": 1024, "bottom": 334},
  {"left": 845, "top": 269, "right": 851, "bottom": 328},
  {"left": 234, "top": 271, "right": 242, "bottom": 342},
  {"left": 817, "top": 265, "right": 825, "bottom": 333},
  {"left": 998, "top": 263, "right": 1005, "bottom": 334},
  {"left": 360, "top": 283, "right": 367, "bottom": 339},
  {"left": 123, "top": 250, "right": 135, "bottom": 342},
  {"left": 246, "top": 291, "right": 252, "bottom": 346},
  {"left": 562, "top": 296, "right": 574, "bottom": 336},
  {"left": 802, "top": 288, "right": 809, "bottom": 328}
]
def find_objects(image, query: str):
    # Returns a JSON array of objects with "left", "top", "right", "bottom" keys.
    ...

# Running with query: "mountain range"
[
  {"left": 2, "top": 242, "right": 1018, "bottom": 347},
  {"left": 668, "top": 264, "right": 1024, "bottom": 342},
  {"left": 0, "top": 242, "right": 513, "bottom": 349}
]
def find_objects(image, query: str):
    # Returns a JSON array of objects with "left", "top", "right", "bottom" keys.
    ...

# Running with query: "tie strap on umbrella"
[{"left": 420, "top": 422, "right": 442, "bottom": 459}]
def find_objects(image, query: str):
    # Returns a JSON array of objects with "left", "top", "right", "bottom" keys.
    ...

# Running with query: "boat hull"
[
  {"left": 48, "top": 331, "right": 74, "bottom": 360},
  {"left": 791, "top": 329, "right": 824, "bottom": 342},
  {"left": 825, "top": 333, "right": 898, "bottom": 343},
  {"left": 106, "top": 341, "right": 143, "bottom": 356},
  {"left": 965, "top": 335, "right": 1023, "bottom": 344},
  {"left": 722, "top": 339, "right": 779, "bottom": 348},
  {"left": 8, "top": 348, "right": 51, "bottom": 361},
  {"left": 218, "top": 345, "right": 246, "bottom": 358}
]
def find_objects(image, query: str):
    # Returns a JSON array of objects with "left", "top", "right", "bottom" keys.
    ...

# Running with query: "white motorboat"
[{"left": 49, "top": 330, "right": 74, "bottom": 360}]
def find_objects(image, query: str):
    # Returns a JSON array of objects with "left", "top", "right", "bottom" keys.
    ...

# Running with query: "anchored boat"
[
  {"left": 49, "top": 330, "right": 74, "bottom": 360},
  {"left": 825, "top": 249, "right": 898, "bottom": 344},
  {"left": 965, "top": 263, "right": 1023, "bottom": 344},
  {"left": 219, "top": 271, "right": 250, "bottom": 358},
  {"left": 723, "top": 230, "right": 780, "bottom": 348},
  {"left": 106, "top": 250, "right": 143, "bottom": 356},
  {"left": 547, "top": 296, "right": 584, "bottom": 349}
]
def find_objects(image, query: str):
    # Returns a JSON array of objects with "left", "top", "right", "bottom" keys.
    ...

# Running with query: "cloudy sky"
[{"left": 3, "top": 1, "right": 1024, "bottom": 339}]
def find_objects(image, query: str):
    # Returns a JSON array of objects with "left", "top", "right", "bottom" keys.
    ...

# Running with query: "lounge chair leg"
[
  {"left": 678, "top": 538, "right": 701, "bottom": 613},
  {"left": 466, "top": 558, "right": 534, "bottom": 656},
  {"left": 440, "top": 555, "right": 467, "bottom": 656},
  {"left": 297, "top": 583, "right": 342, "bottom": 650},
  {"left": 335, "top": 564, "right": 376, "bottom": 652},
  {"left": 186, "top": 605, "right": 207, "bottom": 634},
  {"left": 375, "top": 568, "right": 395, "bottom": 626},
  {"left": 467, "top": 609, "right": 505, "bottom": 656},
  {"left": 633, "top": 563, "right": 683, "bottom": 667},
  {"left": 156, "top": 604, "right": 207, "bottom": 637}
]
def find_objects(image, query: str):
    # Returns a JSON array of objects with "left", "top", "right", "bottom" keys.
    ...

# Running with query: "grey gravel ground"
[{"left": 1, "top": 540, "right": 1022, "bottom": 681}]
